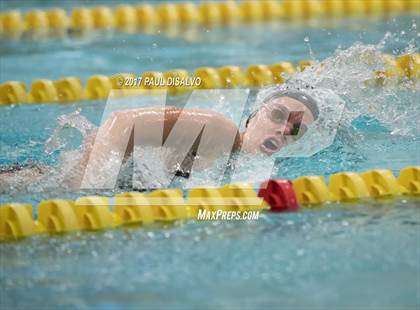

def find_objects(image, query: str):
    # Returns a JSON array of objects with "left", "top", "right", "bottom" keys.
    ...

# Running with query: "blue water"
[
  {"left": 1, "top": 199, "right": 419, "bottom": 309},
  {"left": 0, "top": 1, "right": 419, "bottom": 309}
]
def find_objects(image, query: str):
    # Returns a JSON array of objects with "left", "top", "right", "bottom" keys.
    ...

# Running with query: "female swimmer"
[{"left": 0, "top": 87, "right": 319, "bottom": 189}]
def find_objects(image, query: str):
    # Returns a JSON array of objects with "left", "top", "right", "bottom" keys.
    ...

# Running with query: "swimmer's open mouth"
[{"left": 261, "top": 137, "right": 280, "bottom": 154}]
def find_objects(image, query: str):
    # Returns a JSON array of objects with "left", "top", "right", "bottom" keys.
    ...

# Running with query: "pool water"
[
  {"left": 0, "top": 1, "right": 419, "bottom": 309},
  {"left": 1, "top": 199, "right": 419, "bottom": 309}
]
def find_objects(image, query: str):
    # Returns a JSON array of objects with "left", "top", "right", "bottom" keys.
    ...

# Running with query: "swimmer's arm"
[
  {"left": 79, "top": 109, "right": 155, "bottom": 173},
  {"left": 80, "top": 107, "right": 240, "bottom": 175},
  {"left": 150, "top": 107, "right": 241, "bottom": 160},
  {"left": 157, "top": 107, "right": 241, "bottom": 170},
  {"left": 61, "top": 111, "right": 143, "bottom": 189},
  {"left": 92, "top": 106, "right": 240, "bottom": 158}
]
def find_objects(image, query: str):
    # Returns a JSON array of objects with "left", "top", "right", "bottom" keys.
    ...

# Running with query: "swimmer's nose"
[{"left": 276, "top": 123, "right": 293, "bottom": 135}]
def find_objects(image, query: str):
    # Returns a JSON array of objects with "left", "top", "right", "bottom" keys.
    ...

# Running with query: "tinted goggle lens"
[
  {"left": 290, "top": 123, "right": 307, "bottom": 140},
  {"left": 269, "top": 106, "right": 289, "bottom": 124}
]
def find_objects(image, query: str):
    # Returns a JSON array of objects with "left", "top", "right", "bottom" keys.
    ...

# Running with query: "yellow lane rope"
[
  {"left": 0, "top": 0, "right": 418, "bottom": 39},
  {"left": 0, "top": 166, "right": 418, "bottom": 242},
  {"left": 0, "top": 53, "right": 418, "bottom": 105}
]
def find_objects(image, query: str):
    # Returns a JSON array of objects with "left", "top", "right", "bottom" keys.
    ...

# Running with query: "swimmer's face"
[{"left": 241, "top": 96, "right": 315, "bottom": 155}]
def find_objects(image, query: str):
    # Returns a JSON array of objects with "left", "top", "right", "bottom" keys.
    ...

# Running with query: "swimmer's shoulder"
[{"left": 105, "top": 106, "right": 238, "bottom": 135}]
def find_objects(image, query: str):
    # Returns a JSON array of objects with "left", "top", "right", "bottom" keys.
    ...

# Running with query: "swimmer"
[
  {"left": 0, "top": 87, "right": 319, "bottom": 190},
  {"left": 77, "top": 88, "right": 318, "bottom": 183}
]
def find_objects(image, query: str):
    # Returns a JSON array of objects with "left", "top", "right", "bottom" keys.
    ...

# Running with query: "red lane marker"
[{"left": 258, "top": 179, "right": 299, "bottom": 212}]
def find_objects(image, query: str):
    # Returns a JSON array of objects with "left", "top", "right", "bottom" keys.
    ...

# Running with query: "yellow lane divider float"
[
  {"left": 0, "top": 0, "right": 418, "bottom": 38},
  {"left": 0, "top": 53, "right": 418, "bottom": 105},
  {"left": 0, "top": 166, "right": 418, "bottom": 241}
]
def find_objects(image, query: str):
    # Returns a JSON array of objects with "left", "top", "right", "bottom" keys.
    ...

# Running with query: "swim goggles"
[{"left": 245, "top": 90, "right": 319, "bottom": 140}]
